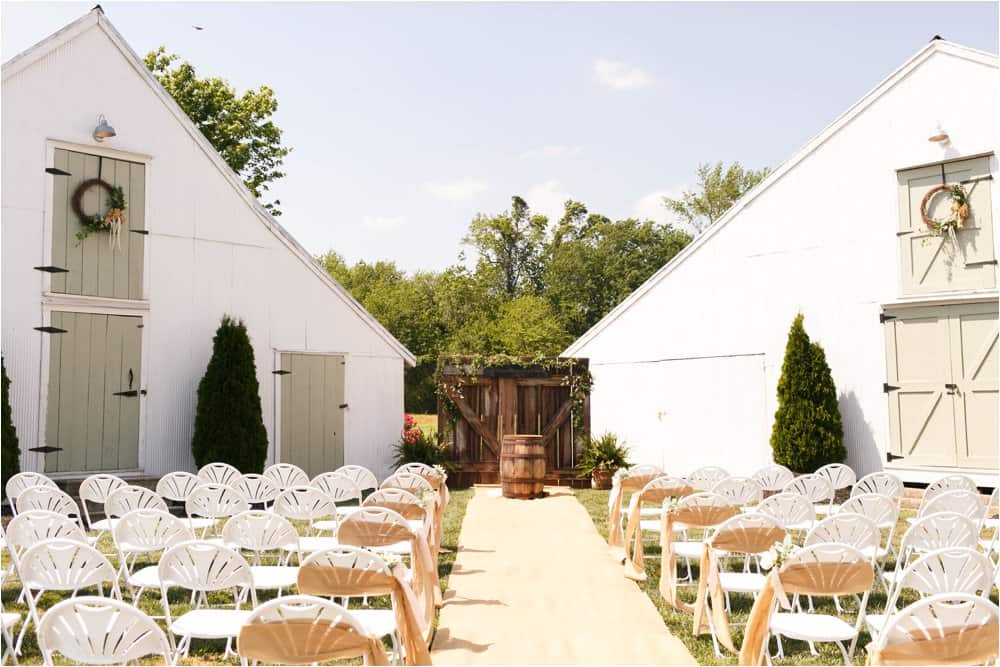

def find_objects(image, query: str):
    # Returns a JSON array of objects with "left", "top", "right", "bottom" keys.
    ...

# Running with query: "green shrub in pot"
[{"left": 578, "top": 432, "right": 631, "bottom": 489}]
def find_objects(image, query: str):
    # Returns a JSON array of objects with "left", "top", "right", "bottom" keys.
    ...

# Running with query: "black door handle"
[
  {"left": 945, "top": 383, "right": 958, "bottom": 394},
  {"left": 886, "top": 452, "right": 905, "bottom": 462}
]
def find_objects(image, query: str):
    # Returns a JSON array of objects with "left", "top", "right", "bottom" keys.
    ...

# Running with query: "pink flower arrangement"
[{"left": 402, "top": 413, "right": 422, "bottom": 443}]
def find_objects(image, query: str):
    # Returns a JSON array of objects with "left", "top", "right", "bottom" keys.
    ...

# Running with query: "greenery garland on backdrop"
[
  {"left": 434, "top": 353, "right": 593, "bottom": 435},
  {"left": 72, "top": 178, "right": 127, "bottom": 247},
  {"left": 920, "top": 183, "right": 969, "bottom": 238}
]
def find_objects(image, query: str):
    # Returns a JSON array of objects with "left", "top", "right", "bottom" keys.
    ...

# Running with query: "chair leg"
[
  {"left": 808, "top": 641, "right": 818, "bottom": 656},
  {"left": 836, "top": 640, "right": 852, "bottom": 665}
]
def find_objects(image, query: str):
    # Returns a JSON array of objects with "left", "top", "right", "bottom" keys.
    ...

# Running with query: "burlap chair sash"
[
  {"left": 419, "top": 474, "right": 449, "bottom": 552},
  {"left": 622, "top": 484, "right": 694, "bottom": 580},
  {"left": 607, "top": 474, "right": 661, "bottom": 557},
  {"left": 710, "top": 526, "right": 786, "bottom": 555},
  {"left": 238, "top": 617, "right": 390, "bottom": 665},
  {"left": 296, "top": 564, "right": 432, "bottom": 666},
  {"left": 367, "top": 501, "right": 426, "bottom": 521},
  {"left": 650, "top": 503, "right": 734, "bottom": 605},
  {"left": 866, "top": 621, "right": 1000, "bottom": 666}
]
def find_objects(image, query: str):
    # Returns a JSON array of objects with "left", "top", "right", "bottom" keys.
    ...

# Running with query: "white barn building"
[
  {"left": 566, "top": 40, "right": 998, "bottom": 486},
  {"left": 2, "top": 9, "right": 415, "bottom": 481}
]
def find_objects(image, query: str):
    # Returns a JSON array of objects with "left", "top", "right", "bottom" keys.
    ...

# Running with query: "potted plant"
[{"left": 578, "top": 432, "right": 631, "bottom": 490}]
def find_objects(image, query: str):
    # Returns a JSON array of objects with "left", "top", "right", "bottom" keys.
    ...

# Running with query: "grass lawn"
[
  {"left": 0, "top": 488, "right": 472, "bottom": 665},
  {"left": 574, "top": 489, "right": 988, "bottom": 666}
]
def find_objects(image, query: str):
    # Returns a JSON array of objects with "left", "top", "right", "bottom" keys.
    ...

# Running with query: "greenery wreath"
[
  {"left": 72, "top": 178, "right": 127, "bottom": 245},
  {"left": 920, "top": 183, "right": 969, "bottom": 237}
]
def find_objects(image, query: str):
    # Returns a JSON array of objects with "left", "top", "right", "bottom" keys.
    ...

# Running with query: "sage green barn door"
[
  {"left": 279, "top": 353, "right": 345, "bottom": 477},
  {"left": 45, "top": 312, "right": 142, "bottom": 473},
  {"left": 950, "top": 303, "right": 998, "bottom": 469}
]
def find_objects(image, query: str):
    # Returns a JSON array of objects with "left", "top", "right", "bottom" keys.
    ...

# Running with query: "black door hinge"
[
  {"left": 965, "top": 259, "right": 998, "bottom": 267},
  {"left": 272, "top": 370, "right": 291, "bottom": 375},
  {"left": 112, "top": 390, "right": 139, "bottom": 397},
  {"left": 883, "top": 383, "right": 900, "bottom": 393},
  {"left": 45, "top": 167, "right": 71, "bottom": 176},
  {"left": 29, "top": 445, "right": 63, "bottom": 453},
  {"left": 339, "top": 403, "right": 349, "bottom": 409},
  {"left": 34, "top": 326, "right": 67, "bottom": 334},
  {"left": 886, "top": 452, "right": 905, "bottom": 462},
  {"left": 129, "top": 229, "right": 149, "bottom": 235},
  {"left": 33, "top": 266, "right": 69, "bottom": 273},
  {"left": 879, "top": 313, "right": 896, "bottom": 324}
]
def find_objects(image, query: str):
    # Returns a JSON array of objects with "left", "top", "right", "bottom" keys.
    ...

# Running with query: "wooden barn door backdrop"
[{"left": 436, "top": 357, "right": 590, "bottom": 487}]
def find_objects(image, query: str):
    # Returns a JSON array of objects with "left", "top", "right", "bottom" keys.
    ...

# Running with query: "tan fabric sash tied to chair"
[
  {"left": 650, "top": 502, "right": 736, "bottom": 600},
  {"left": 369, "top": 501, "right": 427, "bottom": 521},
  {"left": 622, "top": 484, "right": 694, "bottom": 581},
  {"left": 866, "top": 621, "right": 1000, "bottom": 666},
  {"left": 237, "top": 617, "right": 391, "bottom": 665},
  {"left": 608, "top": 474, "right": 660, "bottom": 559},
  {"left": 296, "top": 563, "right": 433, "bottom": 666}
]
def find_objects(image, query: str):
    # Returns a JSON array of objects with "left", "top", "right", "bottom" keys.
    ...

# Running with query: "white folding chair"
[
  {"left": 687, "top": 466, "right": 730, "bottom": 491},
  {"left": 185, "top": 483, "right": 249, "bottom": 538},
  {"left": 111, "top": 509, "right": 194, "bottom": 607},
  {"left": 262, "top": 462, "right": 309, "bottom": 490},
  {"left": 158, "top": 541, "right": 256, "bottom": 660},
  {"left": 229, "top": 473, "right": 280, "bottom": 509},
  {"left": 756, "top": 492, "right": 816, "bottom": 536},
  {"left": 197, "top": 462, "right": 242, "bottom": 486},
  {"left": 923, "top": 474, "right": 978, "bottom": 503},
  {"left": 337, "top": 506, "right": 416, "bottom": 557},
  {"left": 914, "top": 489, "right": 987, "bottom": 524},
  {"left": 869, "top": 593, "right": 999, "bottom": 665},
  {"left": 272, "top": 486, "right": 341, "bottom": 554},
  {"left": 783, "top": 473, "right": 835, "bottom": 515},
  {"left": 363, "top": 488, "right": 428, "bottom": 530},
  {"left": 156, "top": 472, "right": 215, "bottom": 533},
  {"left": 711, "top": 476, "right": 763, "bottom": 508},
  {"left": 884, "top": 512, "right": 980, "bottom": 591},
  {"left": 667, "top": 492, "right": 737, "bottom": 582},
  {"left": 4, "top": 472, "right": 56, "bottom": 516},
  {"left": 77, "top": 474, "right": 128, "bottom": 539},
  {"left": 3, "top": 510, "right": 90, "bottom": 598},
  {"left": 852, "top": 472, "right": 904, "bottom": 506},
  {"left": 865, "top": 547, "right": 994, "bottom": 639},
  {"left": 16, "top": 539, "right": 121, "bottom": 653},
  {"left": 37, "top": 596, "right": 172, "bottom": 666},
  {"left": 615, "top": 467, "right": 668, "bottom": 519},
  {"left": 752, "top": 464, "right": 794, "bottom": 494},
  {"left": 837, "top": 494, "right": 900, "bottom": 563},
  {"left": 0, "top": 604, "right": 19, "bottom": 666},
  {"left": 222, "top": 511, "right": 300, "bottom": 594},
  {"left": 106, "top": 485, "right": 168, "bottom": 518},
  {"left": 806, "top": 513, "right": 882, "bottom": 607},
  {"left": 634, "top": 476, "right": 692, "bottom": 534},
  {"left": 396, "top": 462, "right": 435, "bottom": 476},
  {"left": 334, "top": 465, "right": 379, "bottom": 495},
  {"left": 380, "top": 471, "right": 433, "bottom": 496},
  {"left": 311, "top": 472, "right": 363, "bottom": 526},
  {"left": 815, "top": 464, "right": 856, "bottom": 515},
  {"left": 980, "top": 487, "right": 999, "bottom": 556},
  {"left": 14, "top": 487, "right": 83, "bottom": 529}
]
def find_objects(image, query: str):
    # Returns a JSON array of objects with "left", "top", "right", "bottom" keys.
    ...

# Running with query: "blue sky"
[{"left": 3, "top": 2, "right": 997, "bottom": 272}]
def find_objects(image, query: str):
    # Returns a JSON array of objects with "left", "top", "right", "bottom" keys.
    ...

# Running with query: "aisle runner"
[{"left": 431, "top": 486, "right": 696, "bottom": 665}]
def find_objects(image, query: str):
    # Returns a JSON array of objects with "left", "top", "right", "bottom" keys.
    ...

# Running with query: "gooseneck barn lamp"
[
  {"left": 928, "top": 122, "right": 949, "bottom": 144},
  {"left": 93, "top": 114, "right": 116, "bottom": 141}
]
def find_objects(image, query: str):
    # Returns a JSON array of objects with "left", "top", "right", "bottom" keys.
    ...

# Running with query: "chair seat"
[
  {"left": 814, "top": 504, "right": 839, "bottom": 516},
  {"left": 127, "top": 566, "right": 162, "bottom": 589},
  {"left": 170, "top": 609, "right": 252, "bottom": 639},
  {"left": 0, "top": 612, "right": 21, "bottom": 629},
  {"left": 373, "top": 541, "right": 412, "bottom": 556},
  {"left": 314, "top": 519, "right": 339, "bottom": 533},
  {"left": 350, "top": 608, "right": 397, "bottom": 638},
  {"left": 770, "top": 613, "right": 859, "bottom": 642},
  {"left": 186, "top": 517, "right": 218, "bottom": 530},
  {"left": 672, "top": 541, "right": 704, "bottom": 559},
  {"left": 250, "top": 566, "right": 299, "bottom": 589},
  {"left": 89, "top": 518, "right": 118, "bottom": 532},
  {"left": 622, "top": 506, "right": 664, "bottom": 518},
  {"left": 717, "top": 571, "right": 767, "bottom": 593},
  {"left": 639, "top": 519, "right": 683, "bottom": 533},
  {"left": 282, "top": 537, "right": 342, "bottom": 554},
  {"left": 864, "top": 613, "right": 888, "bottom": 637}
]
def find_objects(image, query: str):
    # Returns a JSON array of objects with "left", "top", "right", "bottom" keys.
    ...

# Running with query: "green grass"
[
  {"left": 0, "top": 489, "right": 472, "bottom": 665},
  {"left": 409, "top": 414, "right": 438, "bottom": 436},
  {"left": 574, "top": 489, "right": 961, "bottom": 666}
]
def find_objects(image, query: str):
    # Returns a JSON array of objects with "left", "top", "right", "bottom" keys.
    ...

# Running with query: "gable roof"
[
  {"left": 565, "top": 39, "right": 998, "bottom": 356},
  {"left": 3, "top": 8, "right": 416, "bottom": 366}
]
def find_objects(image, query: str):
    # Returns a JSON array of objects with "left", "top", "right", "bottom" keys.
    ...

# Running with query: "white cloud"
[
  {"left": 633, "top": 186, "right": 689, "bottom": 226},
  {"left": 593, "top": 58, "right": 654, "bottom": 90},
  {"left": 363, "top": 215, "right": 406, "bottom": 231},
  {"left": 519, "top": 145, "right": 583, "bottom": 160},
  {"left": 422, "top": 177, "right": 488, "bottom": 202},
  {"left": 526, "top": 179, "right": 572, "bottom": 222}
]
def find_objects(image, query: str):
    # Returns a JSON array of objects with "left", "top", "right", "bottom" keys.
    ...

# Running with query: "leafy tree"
[
  {"left": 144, "top": 47, "right": 291, "bottom": 215},
  {"left": 493, "top": 296, "right": 571, "bottom": 355},
  {"left": 192, "top": 316, "right": 268, "bottom": 472},
  {"left": 664, "top": 161, "right": 770, "bottom": 232},
  {"left": 770, "top": 314, "right": 845, "bottom": 472},
  {"left": 463, "top": 196, "right": 548, "bottom": 297},
  {"left": 2, "top": 358, "right": 19, "bottom": 497}
]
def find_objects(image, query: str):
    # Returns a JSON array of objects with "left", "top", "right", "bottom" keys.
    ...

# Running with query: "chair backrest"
[
  {"left": 686, "top": 466, "right": 730, "bottom": 491},
  {"left": 363, "top": 488, "right": 427, "bottom": 520},
  {"left": 78, "top": 474, "right": 128, "bottom": 527},
  {"left": 380, "top": 471, "right": 433, "bottom": 495},
  {"left": 918, "top": 489, "right": 986, "bottom": 522},
  {"left": 197, "top": 462, "right": 242, "bottom": 486},
  {"left": 837, "top": 493, "right": 899, "bottom": 528},
  {"left": 625, "top": 463, "right": 663, "bottom": 477},
  {"left": 782, "top": 473, "right": 834, "bottom": 504},
  {"left": 711, "top": 477, "right": 763, "bottom": 506},
  {"left": 311, "top": 472, "right": 363, "bottom": 504},
  {"left": 4, "top": 510, "right": 89, "bottom": 559},
  {"left": 155, "top": 471, "right": 202, "bottom": 502},
  {"left": 333, "top": 465, "right": 379, "bottom": 492},
  {"left": 298, "top": 546, "right": 392, "bottom": 597},
  {"left": 158, "top": 541, "right": 254, "bottom": 594},
  {"left": 38, "top": 596, "right": 172, "bottom": 666},
  {"left": 778, "top": 542, "right": 874, "bottom": 598},
  {"left": 901, "top": 512, "right": 980, "bottom": 555},
  {"left": 111, "top": 509, "right": 194, "bottom": 555},
  {"left": 852, "top": 471, "right": 904, "bottom": 500},
  {"left": 15, "top": 486, "right": 81, "bottom": 522},
  {"left": 229, "top": 474, "right": 280, "bottom": 506},
  {"left": 634, "top": 476, "right": 692, "bottom": 506},
  {"left": 872, "top": 594, "right": 999, "bottom": 665},
  {"left": 262, "top": 463, "right": 309, "bottom": 490},
  {"left": 924, "top": 474, "right": 979, "bottom": 503},
  {"left": 337, "top": 507, "right": 413, "bottom": 548},
  {"left": 237, "top": 595, "right": 372, "bottom": 665},
  {"left": 272, "top": 486, "right": 338, "bottom": 522},
  {"left": 816, "top": 463, "right": 856, "bottom": 491},
  {"left": 805, "top": 513, "right": 881, "bottom": 551},
  {"left": 5, "top": 472, "right": 57, "bottom": 512},
  {"left": 709, "top": 513, "right": 785, "bottom": 555},
  {"left": 396, "top": 462, "right": 434, "bottom": 476},
  {"left": 222, "top": 511, "right": 299, "bottom": 553},
  {"left": 891, "top": 547, "right": 994, "bottom": 602},
  {"left": 186, "top": 483, "right": 249, "bottom": 520},
  {"left": 673, "top": 492, "right": 739, "bottom": 528},
  {"left": 756, "top": 492, "right": 816, "bottom": 529},
  {"left": 19, "top": 539, "right": 119, "bottom": 593},
  {"left": 106, "top": 485, "right": 168, "bottom": 518},
  {"left": 751, "top": 464, "right": 794, "bottom": 492}
]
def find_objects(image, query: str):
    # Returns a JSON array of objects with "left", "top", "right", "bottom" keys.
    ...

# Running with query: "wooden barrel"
[{"left": 500, "top": 434, "right": 545, "bottom": 499}]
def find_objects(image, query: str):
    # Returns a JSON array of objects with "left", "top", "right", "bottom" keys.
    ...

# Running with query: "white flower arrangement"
[
  {"left": 419, "top": 488, "right": 437, "bottom": 507},
  {"left": 613, "top": 467, "right": 632, "bottom": 485},
  {"left": 759, "top": 535, "right": 798, "bottom": 571},
  {"left": 382, "top": 552, "right": 403, "bottom": 568},
  {"left": 432, "top": 465, "right": 448, "bottom": 480},
  {"left": 662, "top": 497, "right": 681, "bottom": 515}
]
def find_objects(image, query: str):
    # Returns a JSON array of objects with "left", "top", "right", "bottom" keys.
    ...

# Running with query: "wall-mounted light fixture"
[
  {"left": 93, "top": 114, "right": 116, "bottom": 142},
  {"left": 928, "top": 122, "right": 949, "bottom": 144}
]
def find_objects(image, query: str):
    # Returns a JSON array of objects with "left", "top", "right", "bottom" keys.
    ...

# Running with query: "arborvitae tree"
[
  {"left": 770, "top": 314, "right": 845, "bottom": 472},
  {"left": 191, "top": 316, "right": 267, "bottom": 472},
  {"left": 2, "top": 358, "right": 20, "bottom": 496}
]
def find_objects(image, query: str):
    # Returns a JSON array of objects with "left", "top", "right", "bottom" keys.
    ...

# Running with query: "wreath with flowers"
[
  {"left": 921, "top": 183, "right": 969, "bottom": 238},
  {"left": 72, "top": 178, "right": 127, "bottom": 248}
]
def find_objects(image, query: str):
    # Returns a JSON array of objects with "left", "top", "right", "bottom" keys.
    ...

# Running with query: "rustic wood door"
[
  {"left": 45, "top": 312, "right": 142, "bottom": 473},
  {"left": 278, "top": 353, "right": 345, "bottom": 477}
]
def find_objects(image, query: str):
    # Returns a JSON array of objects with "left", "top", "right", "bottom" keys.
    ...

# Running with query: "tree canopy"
[{"left": 663, "top": 161, "right": 770, "bottom": 232}]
